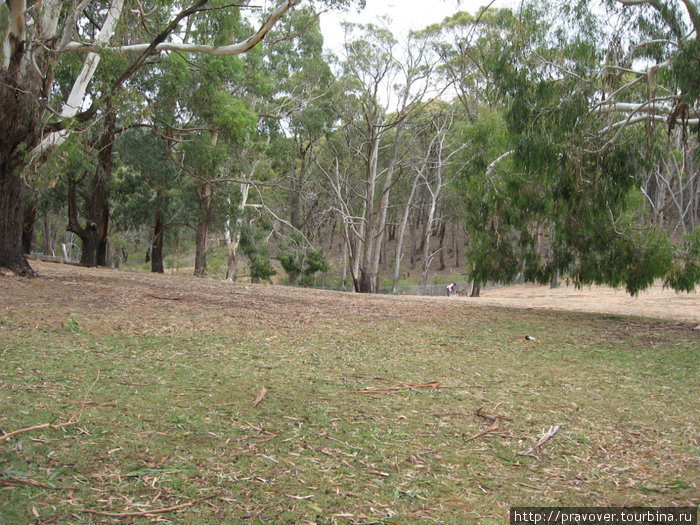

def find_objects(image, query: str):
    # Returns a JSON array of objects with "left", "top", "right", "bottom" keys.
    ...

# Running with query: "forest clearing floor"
[
  {"left": 1, "top": 262, "right": 698, "bottom": 524},
  {"left": 474, "top": 282, "right": 699, "bottom": 324}
]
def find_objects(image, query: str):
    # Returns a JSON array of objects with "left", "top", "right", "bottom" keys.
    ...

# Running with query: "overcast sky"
[{"left": 319, "top": 0, "right": 519, "bottom": 55}]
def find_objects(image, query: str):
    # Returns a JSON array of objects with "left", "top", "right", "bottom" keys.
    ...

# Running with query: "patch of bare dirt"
[
  {"left": 471, "top": 282, "right": 699, "bottom": 323},
  {"left": 1, "top": 262, "right": 698, "bottom": 335}
]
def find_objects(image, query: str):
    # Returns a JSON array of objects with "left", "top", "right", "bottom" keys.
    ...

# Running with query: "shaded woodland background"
[{"left": 3, "top": 0, "right": 699, "bottom": 295}]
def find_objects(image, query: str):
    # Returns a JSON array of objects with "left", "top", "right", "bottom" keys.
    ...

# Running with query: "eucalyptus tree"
[
  {"left": 0, "top": 0, "right": 362, "bottom": 276},
  {"left": 320, "top": 21, "right": 439, "bottom": 293},
  {"left": 414, "top": 104, "right": 467, "bottom": 290},
  {"left": 224, "top": 6, "right": 337, "bottom": 280},
  {"left": 112, "top": 128, "right": 182, "bottom": 272},
  {"left": 424, "top": 6, "right": 534, "bottom": 293},
  {"left": 505, "top": 0, "right": 700, "bottom": 293}
]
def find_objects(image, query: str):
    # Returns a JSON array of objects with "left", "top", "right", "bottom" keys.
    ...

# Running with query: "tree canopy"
[{"left": 3, "top": 0, "right": 698, "bottom": 295}]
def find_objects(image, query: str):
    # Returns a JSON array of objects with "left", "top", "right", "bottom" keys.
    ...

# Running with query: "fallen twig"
[
  {"left": 0, "top": 371, "right": 100, "bottom": 444},
  {"left": 465, "top": 417, "right": 500, "bottom": 442},
  {"left": 476, "top": 406, "right": 512, "bottom": 422},
  {"left": 464, "top": 406, "right": 511, "bottom": 442},
  {"left": 0, "top": 477, "right": 72, "bottom": 490},
  {"left": 0, "top": 420, "right": 78, "bottom": 444},
  {"left": 78, "top": 495, "right": 218, "bottom": 517},
  {"left": 517, "top": 424, "right": 561, "bottom": 457},
  {"left": 356, "top": 381, "right": 441, "bottom": 394}
]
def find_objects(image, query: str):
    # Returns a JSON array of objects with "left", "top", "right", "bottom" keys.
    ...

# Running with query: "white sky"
[{"left": 319, "top": 0, "right": 520, "bottom": 54}]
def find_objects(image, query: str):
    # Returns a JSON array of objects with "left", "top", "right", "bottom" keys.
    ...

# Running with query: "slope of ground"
[{"left": 1, "top": 262, "right": 698, "bottom": 524}]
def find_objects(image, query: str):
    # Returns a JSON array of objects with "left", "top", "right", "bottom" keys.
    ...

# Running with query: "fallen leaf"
[{"left": 253, "top": 386, "right": 267, "bottom": 407}]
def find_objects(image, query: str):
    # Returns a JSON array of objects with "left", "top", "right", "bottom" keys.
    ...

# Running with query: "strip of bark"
[
  {"left": 253, "top": 386, "right": 268, "bottom": 407},
  {"left": 0, "top": 477, "right": 72, "bottom": 490},
  {"left": 517, "top": 424, "right": 561, "bottom": 457},
  {"left": 356, "top": 381, "right": 441, "bottom": 394},
  {"left": 78, "top": 495, "right": 218, "bottom": 517}
]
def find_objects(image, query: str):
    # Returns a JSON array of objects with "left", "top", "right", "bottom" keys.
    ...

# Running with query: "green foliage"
[
  {"left": 113, "top": 128, "right": 179, "bottom": 229},
  {"left": 248, "top": 244, "right": 276, "bottom": 283},
  {"left": 211, "top": 94, "right": 257, "bottom": 145},
  {"left": 240, "top": 225, "right": 276, "bottom": 283},
  {"left": 303, "top": 247, "right": 330, "bottom": 276},
  {"left": 673, "top": 37, "right": 700, "bottom": 103},
  {"left": 276, "top": 233, "right": 330, "bottom": 285},
  {"left": 665, "top": 229, "right": 700, "bottom": 292},
  {"left": 65, "top": 315, "right": 82, "bottom": 335}
]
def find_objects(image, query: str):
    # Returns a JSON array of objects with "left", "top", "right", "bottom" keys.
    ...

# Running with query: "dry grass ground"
[
  {"left": 1, "top": 262, "right": 698, "bottom": 524},
  {"left": 474, "top": 283, "right": 699, "bottom": 324}
]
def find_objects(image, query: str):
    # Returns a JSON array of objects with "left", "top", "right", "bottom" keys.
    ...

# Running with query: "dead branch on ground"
[
  {"left": 464, "top": 406, "right": 507, "bottom": 442},
  {"left": 0, "top": 477, "right": 72, "bottom": 490},
  {"left": 0, "top": 371, "right": 101, "bottom": 444}
]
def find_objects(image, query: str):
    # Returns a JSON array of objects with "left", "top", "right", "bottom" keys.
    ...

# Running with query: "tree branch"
[{"left": 65, "top": 0, "right": 298, "bottom": 57}]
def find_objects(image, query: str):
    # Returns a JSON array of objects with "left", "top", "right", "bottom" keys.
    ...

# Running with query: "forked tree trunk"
[{"left": 64, "top": 109, "right": 115, "bottom": 267}]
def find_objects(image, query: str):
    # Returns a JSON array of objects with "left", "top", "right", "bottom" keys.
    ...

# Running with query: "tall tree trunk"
[
  {"left": 470, "top": 279, "right": 481, "bottom": 297},
  {"left": 392, "top": 170, "right": 422, "bottom": 293},
  {"left": 0, "top": 168, "right": 36, "bottom": 275},
  {"left": 328, "top": 216, "right": 337, "bottom": 252},
  {"left": 453, "top": 224, "right": 460, "bottom": 268},
  {"left": 438, "top": 221, "right": 446, "bottom": 271},
  {"left": 0, "top": 51, "right": 42, "bottom": 276},
  {"left": 43, "top": 208, "right": 55, "bottom": 256},
  {"left": 194, "top": 182, "right": 213, "bottom": 277},
  {"left": 94, "top": 108, "right": 115, "bottom": 267},
  {"left": 225, "top": 183, "right": 249, "bottom": 281},
  {"left": 419, "top": 196, "right": 438, "bottom": 290},
  {"left": 151, "top": 204, "right": 165, "bottom": 273},
  {"left": 357, "top": 132, "right": 379, "bottom": 293},
  {"left": 410, "top": 211, "right": 418, "bottom": 269},
  {"left": 22, "top": 201, "right": 37, "bottom": 255}
]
